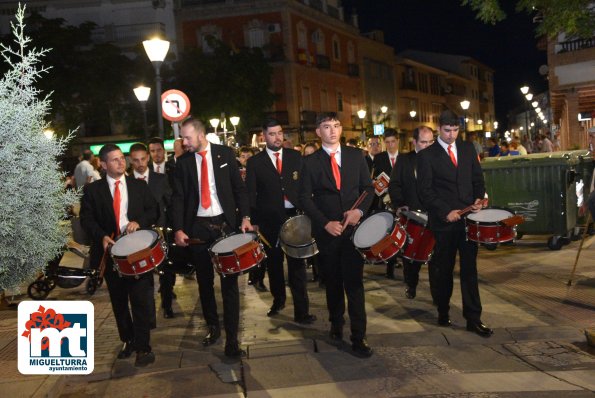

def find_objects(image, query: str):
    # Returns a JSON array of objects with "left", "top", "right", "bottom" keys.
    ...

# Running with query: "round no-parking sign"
[{"left": 161, "top": 89, "right": 191, "bottom": 122}]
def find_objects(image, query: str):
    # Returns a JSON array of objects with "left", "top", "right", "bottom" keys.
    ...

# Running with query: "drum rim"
[
  {"left": 111, "top": 229, "right": 160, "bottom": 258},
  {"left": 351, "top": 210, "right": 396, "bottom": 249},
  {"left": 209, "top": 231, "right": 258, "bottom": 255},
  {"left": 466, "top": 206, "right": 515, "bottom": 225},
  {"left": 280, "top": 238, "right": 317, "bottom": 249},
  {"left": 400, "top": 209, "right": 429, "bottom": 226},
  {"left": 279, "top": 214, "right": 313, "bottom": 245}
]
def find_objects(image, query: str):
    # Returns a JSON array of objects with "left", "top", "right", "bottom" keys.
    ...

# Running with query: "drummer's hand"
[
  {"left": 240, "top": 218, "right": 254, "bottom": 232},
  {"left": 175, "top": 230, "right": 189, "bottom": 247},
  {"left": 397, "top": 206, "right": 409, "bottom": 215},
  {"left": 102, "top": 235, "right": 115, "bottom": 251},
  {"left": 343, "top": 209, "right": 363, "bottom": 226},
  {"left": 446, "top": 210, "right": 461, "bottom": 222},
  {"left": 325, "top": 221, "right": 343, "bottom": 236},
  {"left": 125, "top": 221, "right": 140, "bottom": 234},
  {"left": 471, "top": 198, "right": 485, "bottom": 213}
]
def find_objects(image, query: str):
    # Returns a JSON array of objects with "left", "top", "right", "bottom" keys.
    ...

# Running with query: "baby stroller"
[{"left": 27, "top": 213, "right": 103, "bottom": 300}]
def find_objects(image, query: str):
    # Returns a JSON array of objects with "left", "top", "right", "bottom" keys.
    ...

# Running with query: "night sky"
[{"left": 342, "top": 0, "right": 548, "bottom": 128}]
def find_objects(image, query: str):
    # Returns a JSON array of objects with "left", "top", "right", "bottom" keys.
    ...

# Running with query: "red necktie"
[
  {"left": 274, "top": 152, "right": 282, "bottom": 174},
  {"left": 113, "top": 180, "right": 121, "bottom": 236},
  {"left": 448, "top": 144, "right": 457, "bottom": 167},
  {"left": 137, "top": 176, "right": 146, "bottom": 182},
  {"left": 330, "top": 151, "right": 341, "bottom": 190},
  {"left": 156, "top": 164, "right": 161, "bottom": 173},
  {"left": 390, "top": 157, "right": 396, "bottom": 168},
  {"left": 198, "top": 151, "right": 211, "bottom": 209}
]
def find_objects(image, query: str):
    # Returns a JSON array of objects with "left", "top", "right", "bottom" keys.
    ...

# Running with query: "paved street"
[{"left": 1, "top": 233, "right": 594, "bottom": 397}]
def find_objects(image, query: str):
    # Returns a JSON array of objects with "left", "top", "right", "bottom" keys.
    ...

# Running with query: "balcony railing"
[
  {"left": 557, "top": 37, "right": 595, "bottom": 53},
  {"left": 316, "top": 54, "right": 330, "bottom": 70},
  {"left": 347, "top": 63, "right": 359, "bottom": 77}
]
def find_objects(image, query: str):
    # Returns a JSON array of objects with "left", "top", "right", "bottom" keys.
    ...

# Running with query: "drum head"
[
  {"left": 211, "top": 233, "right": 255, "bottom": 253},
  {"left": 280, "top": 215, "right": 314, "bottom": 246},
  {"left": 353, "top": 212, "right": 394, "bottom": 248},
  {"left": 402, "top": 210, "right": 428, "bottom": 225},
  {"left": 111, "top": 230, "right": 157, "bottom": 256},
  {"left": 467, "top": 208, "right": 513, "bottom": 223}
]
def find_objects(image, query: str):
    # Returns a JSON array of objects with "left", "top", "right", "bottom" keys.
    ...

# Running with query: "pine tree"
[{"left": 0, "top": 5, "right": 77, "bottom": 291}]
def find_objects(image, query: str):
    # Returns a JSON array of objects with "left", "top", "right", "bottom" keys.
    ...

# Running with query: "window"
[
  {"left": 430, "top": 74, "right": 441, "bottom": 95},
  {"left": 302, "top": 86, "right": 311, "bottom": 110},
  {"left": 347, "top": 41, "right": 355, "bottom": 63},
  {"left": 247, "top": 27, "right": 265, "bottom": 48},
  {"left": 320, "top": 89, "right": 329, "bottom": 111},
  {"left": 419, "top": 73, "right": 428, "bottom": 93},
  {"left": 313, "top": 29, "right": 325, "bottom": 55},
  {"left": 297, "top": 23, "right": 307, "bottom": 49},
  {"left": 337, "top": 92, "right": 343, "bottom": 112},
  {"left": 199, "top": 24, "right": 222, "bottom": 54},
  {"left": 332, "top": 35, "right": 341, "bottom": 61}
]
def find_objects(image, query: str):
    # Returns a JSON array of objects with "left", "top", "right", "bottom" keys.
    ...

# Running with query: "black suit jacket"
[
  {"left": 146, "top": 170, "right": 172, "bottom": 227},
  {"left": 171, "top": 144, "right": 249, "bottom": 234},
  {"left": 365, "top": 155, "right": 374, "bottom": 175},
  {"left": 246, "top": 148, "right": 302, "bottom": 243},
  {"left": 299, "top": 145, "right": 374, "bottom": 246},
  {"left": 372, "top": 151, "right": 396, "bottom": 178},
  {"left": 417, "top": 139, "right": 485, "bottom": 231},
  {"left": 80, "top": 176, "right": 158, "bottom": 268},
  {"left": 388, "top": 151, "right": 425, "bottom": 211}
]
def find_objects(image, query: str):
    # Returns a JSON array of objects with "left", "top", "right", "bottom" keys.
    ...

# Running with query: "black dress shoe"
[
  {"left": 294, "top": 314, "right": 317, "bottom": 324},
  {"left": 438, "top": 315, "right": 451, "bottom": 327},
  {"left": 351, "top": 338, "right": 373, "bottom": 358},
  {"left": 254, "top": 281, "right": 268, "bottom": 292},
  {"left": 163, "top": 308, "right": 174, "bottom": 319},
  {"left": 134, "top": 350, "right": 155, "bottom": 367},
  {"left": 202, "top": 325, "right": 221, "bottom": 346},
  {"left": 224, "top": 342, "right": 246, "bottom": 358},
  {"left": 405, "top": 287, "right": 416, "bottom": 299},
  {"left": 266, "top": 303, "right": 285, "bottom": 317},
  {"left": 117, "top": 341, "right": 134, "bottom": 359},
  {"left": 329, "top": 324, "right": 343, "bottom": 341},
  {"left": 466, "top": 320, "right": 494, "bottom": 337}
]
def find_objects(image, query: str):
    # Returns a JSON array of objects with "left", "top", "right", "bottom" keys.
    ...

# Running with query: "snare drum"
[
  {"left": 279, "top": 215, "right": 319, "bottom": 258},
  {"left": 399, "top": 210, "right": 435, "bottom": 263},
  {"left": 352, "top": 211, "right": 406, "bottom": 263},
  {"left": 209, "top": 232, "right": 265, "bottom": 275},
  {"left": 110, "top": 230, "right": 167, "bottom": 277},
  {"left": 465, "top": 208, "right": 516, "bottom": 245}
]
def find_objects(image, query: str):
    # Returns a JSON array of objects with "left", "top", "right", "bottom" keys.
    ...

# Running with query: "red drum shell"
[
  {"left": 111, "top": 230, "right": 166, "bottom": 276},
  {"left": 352, "top": 211, "right": 406, "bottom": 263},
  {"left": 399, "top": 211, "right": 435, "bottom": 263},
  {"left": 209, "top": 232, "right": 265, "bottom": 275},
  {"left": 465, "top": 208, "right": 516, "bottom": 244}
]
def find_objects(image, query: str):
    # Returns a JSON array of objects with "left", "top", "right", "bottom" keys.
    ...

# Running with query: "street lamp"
[
  {"left": 520, "top": 86, "right": 529, "bottom": 95},
  {"left": 520, "top": 86, "right": 531, "bottom": 141},
  {"left": 209, "top": 118, "right": 220, "bottom": 132},
  {"left": 357, "top": 109, "right": 367, "bottom": 143},
  {"left": 43, "top": 129, "right": 54, "bottom": 139},
  {"left": 460, "top": 100, "right": 470, "bottom": 132},
  {"left": 409, "top": 110, "right": 417, "bottom": 118},
  {"left": 380, "top": 105, "right": 388, "bottom": 114},
  {"left": 525, "top": 93, "right": 533, "bottom": 101},
  {"left": 133, "top": 85, "right": 151, "bottom": 141},
  {"left": 230, "top": 116, "right": 240, "bottom": 133},
  {"left": 143, "top": 37, "right": 170, "bottom": 139},
  {"left": 494, "top": 121, "right": 499, "bottom": 130}
]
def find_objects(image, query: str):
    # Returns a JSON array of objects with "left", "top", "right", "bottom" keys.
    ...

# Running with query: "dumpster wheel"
[{"left": 547, "top": 236, "right": 563, "bottom": 250}]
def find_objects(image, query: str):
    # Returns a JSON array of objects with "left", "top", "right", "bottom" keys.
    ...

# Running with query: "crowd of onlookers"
[{"left": 482, "top": 132, "right": 561, "bottom": 158}]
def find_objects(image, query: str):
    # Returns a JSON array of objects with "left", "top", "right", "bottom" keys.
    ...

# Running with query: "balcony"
[
  {"left": 316, "top": 54, "right": 330, "bottom": 70},
  {"left": 556, "top": 37, "right": 595, "bottom": 53},
  {"left": 347, "top": 63, "right": 359, "bottom": 77},
  {"left": 91, "top": 23, "right": 166, "bottom": 46}
]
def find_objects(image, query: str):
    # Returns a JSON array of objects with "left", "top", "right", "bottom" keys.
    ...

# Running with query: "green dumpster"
[{"left": 481, "top": 150, "right": 591, "bottom": 250}]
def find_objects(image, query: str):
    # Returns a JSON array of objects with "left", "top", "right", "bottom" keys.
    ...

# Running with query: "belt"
[{"left": 195, "top": 214, "right": 225, "bottom": 224}]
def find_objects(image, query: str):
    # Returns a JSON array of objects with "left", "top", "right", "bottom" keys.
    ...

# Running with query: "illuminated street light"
[
  {"left": 209, "top": 118, "right": 220, "bottom": 131},
  {"left": 230, "top": 116, "right": 240, "bottom": 132},
  {"left": 357, "top": 109, "right": 367, "bottom": 142},
  {"left": 532, "top": 101, "right": 538, "bottom": 108},
  {"left": 380, "top": 105, "right": 388, "bottom": 114},
  {"left": 460, "top": 100, "right": 470, "bottom": 132},
  {"left": 43, "top": 129, "right": 54, "bottom": 139},
  {"left": 409, "top": 110, "right": 417, "bottom": 118},
  {"left": 520, "top": 86, "right": 529, "bottom": 95},
  {"left": 133, "top": 85, "right": 151, "bottom": 140},
  {"left": 525, "top": 93, "right": 533, "bottom": 101},
  {"left": 143, "top": 37, "right": 170, "bottom": 139}
]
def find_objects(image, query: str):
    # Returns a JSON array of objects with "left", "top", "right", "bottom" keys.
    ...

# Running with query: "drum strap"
[
  {"left": 371, "top": 235, "right": 399, "bottom": 257},
  {"left": 127, "top": 247, "right": 153, "bottom": 264}
]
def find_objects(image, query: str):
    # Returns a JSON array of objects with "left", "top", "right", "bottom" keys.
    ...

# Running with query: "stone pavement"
[{"left": 0, "top": 234, "right": 594, "bottom": 397}]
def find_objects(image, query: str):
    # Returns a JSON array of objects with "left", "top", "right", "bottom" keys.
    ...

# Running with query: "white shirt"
[
  {"left": 321, "top": 145, "right": 341, "bottom": 167},
  {"left": 133, "top": 170, "right": 150, "bottom": 183},
  {"left": 74, "top": 160, "right": 95, "bottom": 188},
  {"left": 437, "top": 136, "right": 457, "bottom": 163},
  {"left": 388, "top": 150, "right": 399, "bottom": 167},
  {"left": 195, "top": 143, "right": 224, "bottom": 217},
  {"left": 153, "top": 160, "right": 167, "bottom": 174},
  {"left": 265, "top": 147, "right": 294, "bottom": 209},
  {"left": 106, "top": 175, "right": 129, "bottom": 234}
]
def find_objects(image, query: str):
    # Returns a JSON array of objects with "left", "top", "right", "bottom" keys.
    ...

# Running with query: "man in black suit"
[
  {"left": 372, "top": 128, "right": 400, "bottom": 279},
  {"left": 129, "top": 143, "right": 176, "bottom": 319},
  {"left": 171, "top": 117, "right": 253, "bottom": 358},
  {"left": 365, "top": 136, "right": 380, "bottom": 173},
  {"left": 80, "top": 144, "right": 159, "bottom": 367},
  {"left": 300, "top": 112, "right": 374, "bottom": 357},
  {"left": 148, "top": 137, "right": 171, "bottom": 175},
  {"left": 417, "top": 110, "right": 493, "bottom": 337},
  {"left": 388, "top": 126, "right": 436, "bottom": 299},
  {"left": 246, "top": 118, "right": 316, "bottom": 324}
]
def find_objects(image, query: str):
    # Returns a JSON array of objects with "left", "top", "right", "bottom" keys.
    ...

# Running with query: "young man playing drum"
[
  {"left": 417, "top": 110, "right": 493, "bottom": 337},
  {"left": 171, "top": 117, "right": 253, "bottom": 358},
  {"left": 80, "top": 144, "right": 159, "bottom": 367},
  {"left": 299, "top": 112, "right": 374, "bottom": 357},
  {"left": 246, "top": 118, "right": 316, "bottom": 324},
  {"left": 388, "top": 126, "right": 436, "bottom": 300}
]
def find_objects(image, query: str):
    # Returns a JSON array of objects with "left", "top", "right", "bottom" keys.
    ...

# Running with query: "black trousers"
[
  {"left": 189, "top": 216, "right": 240, "bottom": 344},
  {"left": 104, "top": 265, "right": 155, "bottom": 352},
  {"left": 159, "top": 269, "right": 176, "bottom": 309},
  {"left": 318, "top": 235, "right": 367, "bottom": 340},
  {"left": 265, "top": 244, "right": 310, "bottom": 319},
  {"left": 432, "top": 229, "right": 482, "bottom": 321}
]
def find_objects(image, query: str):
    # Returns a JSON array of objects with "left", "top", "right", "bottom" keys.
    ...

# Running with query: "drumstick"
[
  {"left": 457, "top": 198, "right": 488, "bottom": 217},
  {"left": 341, "top": 191, "right": 369, "bottom": 229},
  {"left": 257, "top": 231, "right": 273, "bottom": 249},
  {"left": 184, "top": 238, "right": 206, "bottom": 245},
  {"left": 98, "top": 233, "right": 114, "bottom": 279}
]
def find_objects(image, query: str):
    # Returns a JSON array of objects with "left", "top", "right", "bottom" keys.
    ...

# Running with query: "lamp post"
[
  {"left": 143, "top": 38, "right": 170, "bottom": 139},
  {"left": 460, "top": 99, "right": 470, "bottom": 132},
  {"left": 133, "top": 86, "right": 151, "bottom": 141},
  {"left": 357, "top": 109, "right": 367, "bottom": 143},
  {"left": 520, "top": 86, "right": 530, "bottom": 140}
]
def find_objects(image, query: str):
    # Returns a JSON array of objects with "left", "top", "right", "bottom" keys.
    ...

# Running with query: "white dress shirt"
[
  {"left": 133, "top": 170, "right": 149, "bottom": 183},
  {"left": 106, "top": 175, "right": 130, "bottom": 234},
  {"left": 437, "top": 136, "right": 457, "bottom": 163},
  {"left": 195, "top": 143, "right": 224, "bottom": 217},
  {"left": 153, "top": 160, "right": 166, "bottom": 174},
  {"left": 321, "top": 145, "right": 341, "bottom": 166}
]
